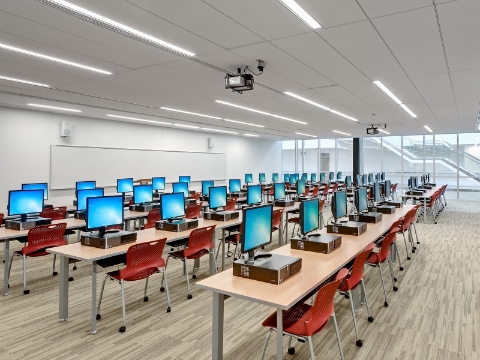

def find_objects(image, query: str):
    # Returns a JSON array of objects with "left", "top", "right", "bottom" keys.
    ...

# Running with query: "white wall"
[{"left": 0, "top": 106, "right": 281, "bottom": 210}]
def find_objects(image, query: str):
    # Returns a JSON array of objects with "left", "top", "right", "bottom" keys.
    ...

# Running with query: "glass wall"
[{"left": 281, "top": 140, "right": 295, "bottom": 176}]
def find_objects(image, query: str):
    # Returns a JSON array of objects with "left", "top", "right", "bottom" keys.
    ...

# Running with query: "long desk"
[
  {"left": 401, "top": 186, "right": 441, "bottom": 223},
  {"left": 196, "top": 205, "right": 413, "bottom": 360}
]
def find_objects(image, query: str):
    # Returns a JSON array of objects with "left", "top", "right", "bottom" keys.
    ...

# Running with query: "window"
[
  {"left": 319, "top": 139, "right": 336, "bottom": 174},
  {"left": 363, "top": 137, "right": 382, "bottom": 175},
  {"left": 382, "top": 136, "right": 402, "bottom": 189},
  {"left": 458, "top": 133, "right": 480, "bottom": 200},
  {"left": 435, "top": 134, "right": 457, "bottom": 199},
  {"left": 336, "top": 138, "right": 353, "bottom": 176},
  {"left": 282, "top": 140, "right": 295, "bottom": 176},
  {"left": 304, "top": 139, "right": 318, "bottom": 175}
]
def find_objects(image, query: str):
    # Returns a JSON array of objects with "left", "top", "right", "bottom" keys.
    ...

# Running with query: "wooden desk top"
[
  {"left": 401, "top": 186, "right": 441, "bottom": 199},
  {"left": 0, "top": 218, "right": 86, "bottom": 242},
  {"left": 196, "top": 205, "right": 413, "bottom": 310}
]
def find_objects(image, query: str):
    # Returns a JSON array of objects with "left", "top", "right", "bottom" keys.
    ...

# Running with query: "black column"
[{"left": 353, "top": 138, "right": 363, "bottom": 180}]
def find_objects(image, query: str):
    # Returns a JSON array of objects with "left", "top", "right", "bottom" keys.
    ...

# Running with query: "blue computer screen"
[
  {"left": 385, "top": 180, "right": 391, "bottom": 198},
  {"left": 368, "top": 174, "right": 374, "bottom": 183},
  {"left": 173, "top": 182, "right": 189, "bottom": 198},
  {"left": 301, "top": 199, "right": 319, "bottom": 235},
  {"left": 356, "top": 175, "right": 362, "bottom": 186},
  {"left": 117, "top": 178, "right": 133, "bottom": 193},
  {"left": 133, "top": 184, "right": 153, "bottom": 204},
  {"left": 296, "top": 179, "right": 306, "bottom": 195},
  {"left": 363, "top": 174, "right": 368, "bottom": 185},
  {"left": 259, "top": 173, "right": 266, "bottom": 183},
  {"left": 337, "top": 172, "right": 342, "bottom": 180},
  {"left": 241, "top": 205, "right": 272, "bottom": 253},
  {"left": 356, "top": 188, "right": 368, "bottom": 213},
  {"left": 202, "top": 180, "right": 214, "bottom": 196},
  {"left": 311, "top": 173, "right": 317, "bottom": 182},
  {"left": 179, "top": 176, "right": 190, "bottom": 186},
  {"left": 294, "top": 173, "right": 299, "bottom": 181},
  {"left": 329, "top": 172, "right": 334, "bottom": 181},
  {"left": 381, "top": 172, "right": 386, "bottom": 181},
  {"left": 161, "top": 193, "right": 185, "bottom": 220},
  {"left": 152, "top": 177, "right": 165, "bottom": 191},
  {"left": 209, "top": 186, "right": 227, "bottom": 209},
  {"left": 8, "top": 190, "right": 44, "bottom": 216},
  {"left": 274, "top": 183, "right": 285, "bottom": 200},
  {"left": 301, "top": 173, "right": 308, "bottom": 180},
  {"left": 320, "top": 173, "right": 325, "bottom": 182},
  {"left": 272, "top": 173, "right": 279, "bottom": 183},
  {"left": 345, "top": 176, "right": 352, "bottom": 187},
  {"left": 229, "top": 179, "right": 241, "bottom": 193},
  {"left": 334, "top": 191, "right": 347, "bottom": 221},
  {"left": 76, "top": 181, "right": 96, "bottom": 191},
  {"left": 373, "top": 182, "right": 381, "bottom": 202},
  {"left": 77, "top": 188, "right": 104, "bottom": 211},
  {"left": 22, "top": 183, "right": 48, "bottom": 200},
  {"left": 247, "top": 185, "right": 262, "bottom": 205},
  {"left": 289, "top": 174, "right": 296, "bottom": 184},
  {"left": 245, "top": 174, "right": 253, "bottom": 184},
  {"left": 86, "top": 196, "right": 123, "bottom": 231},
  {"left": 283, "top": 174, "right": 289, "bottom": 182}
]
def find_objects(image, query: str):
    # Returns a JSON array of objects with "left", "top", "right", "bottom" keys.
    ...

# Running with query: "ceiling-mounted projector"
[
  {"left": 366, "top": 127, "right": 379, "bottom": 135},
  {"left": 225, "top": 69, "right": 254, "bottom": 94}
]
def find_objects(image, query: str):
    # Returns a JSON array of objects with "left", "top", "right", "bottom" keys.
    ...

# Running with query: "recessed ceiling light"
[
  {"left": 28, "top": 103, "right": 81, "bottom": 112},
  {"left": 270, "top": 114, "right": 307, "bottom": 125},
  {"left": 373, "top": 81, "right": 417, "bottom": 118},
  {"left": 278, "top": 0, "right": 321, "bottom": 30},
  {"left": 107, "top": 114, "right": 171, "bottom": 125},
  {"left": 378, "top": 129, "right": 390, "bottom": 135},
  {"left": 201, "top": 128, "right": 238, "bottom": 134},
  {"left": 329, "top": 110, "right": 358, "bottom": 122},
  {"left": 333, "top": 130, "right": 351, "bottom": 136},
  {"left": 223, "top": 119, "right": 265, "bottom": 128},
  {"left": 295, "top": 132, "right": 316, "bottom": 138},
  {"left": 161, "top": 107, "right": 222, "bottom": 120},
  {"left": 0, "top": 75, "right": 51, "bottom": 87},
  {"left": 173, "top": 124, "right": 199, "bottom": 129},
  {"left": 215, "top": 100, "right": 270, "bottom": 116},
  {"left": 244, "top": 134, "right": 259, "bottom": 137},
  {"left": 424, "top": 125, "right": 433, "bottom": 133},
  {"left": 38, "top": 0, "right": 195, "bottom": 57},
  {"left": 0, "top": 43, "right": 112, "bottom": 75}
]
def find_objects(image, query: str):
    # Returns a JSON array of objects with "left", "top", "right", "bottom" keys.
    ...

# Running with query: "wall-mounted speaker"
[
  {"left": 61, "top": 121, "right": 72, "bottom": 137},
  {"left": 208, "top": 137, "right": 215, "bottom": 148}
]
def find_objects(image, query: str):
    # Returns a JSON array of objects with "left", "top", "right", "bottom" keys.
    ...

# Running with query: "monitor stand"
[{"left": 245, "top": 250, "right": 272, "bottom": 265}]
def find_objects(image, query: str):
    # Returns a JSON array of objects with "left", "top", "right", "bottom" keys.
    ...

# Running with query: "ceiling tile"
[
  {"left": 312, "top": 85, "right": 372, "bottom": 108},
  {"left": 357, "top": 0, "right": 432, "bottom": 18},
  {"left": 300, "top": 0, "right": 367, "bottom": 28},
  {"left": 410, "top": 73, "right": 455, "bottom": 102},
  {"left": 450, "top": 68, "right": 480, "bottom": 100}
]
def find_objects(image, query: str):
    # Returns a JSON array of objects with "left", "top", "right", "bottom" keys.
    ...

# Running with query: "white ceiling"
[{"left": 0, "top": 0, "right": 478, "bottom": 140}]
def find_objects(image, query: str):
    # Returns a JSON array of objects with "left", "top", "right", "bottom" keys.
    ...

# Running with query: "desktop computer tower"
[
  {"left": 185, "top": 199, "right": 197, "bottom": 206},
  {"left": 384, "top": 201, "right": 403, "bottom": 208},
  {"left": 327, "top": 221, "right": 367, "bottom": 236},
  {"left": 204, "top": 211, "right": 239, "bottom": 221},
  {"left": 129, "top": 204, "right": 160, "bottom": 212},
  {"left": 348, "top": 212, "right": 382, "bottom": 223},
  {"left": 74, "top": 212, "right": 86, "bottom": 220},
  {"left": 5, "top": 217, "right": 52, "bottom": 231},
  {"left": 229, "top": 192, "right": 246, "bottom": 198},
  {"left": 274, "top": 199, "right": 295, "bottom": 207},
  {"left": 156, "top": 219, "right": 199, "bottom": 232},
  {"left": 291, "top": 234, "right": 341, "bottom": 254},
  {"left": 368, "top": 205, "right": 396, "bottom": 214},
  {"left": 406, "top": 190, "right": 425, "bottom": 196},
  {"left": 80, "top": 231, "right": 137, "bottom": 249}
]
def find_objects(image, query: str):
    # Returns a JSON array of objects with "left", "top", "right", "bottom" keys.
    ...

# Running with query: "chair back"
[
  {"left": 25, "top": 223, "right": 67, "bottom": 254},
  {"left": 318, "top": 199, "right": 326, "bottom": 214},
  {"left": 377, "top": 233, "right": 396, "bottom": 263},
  {"left": 345, "top": 243, "right": 375, "bottom": 289},
  {"left": 331, "top": 183, "right": 338, "bottom": 193},
  {"left": 120, "top": 239, "right": 167, "bottom": 280},
  {"left": 106, "top": 225, "right": 123, "bottom": 231},
  {"left": 322, "top": 186, "right": 329, "bottom": 196},
  {"left": 302, "top": 187, "right": 310, "bottom": 197},
  {"left": 186, "top": 203, "right": 202, "bottom": 219},
  {"left": 144, "top": 209, "right": 161, "bottom": 229},
  {"left": 190, "top": 192, "right": 201, "bottom": 201},
  {"left": 272, "top": 209, "right": 284, "bottom": 230},
  {"left": 225, "top": 198, "right": 237, "bottom": 211},
  {"left": 311, "top": 186, "right": 319, "bottom": 197},
  {"left": 185, "top": 225, "right": 216, "bottom": 257},
  {"left": 40, "top": 206, "right": 67, "bottom": 220},
  {"left": 0, "top": 213, "right": 4, "bottom": 226},
  {"left": 269, "top": 187, "right": 274, "bottom": 196},
  {"left": 304, "top": 268, "right": 348, "bottom": 336},
  {"left": 389, "top": 218, "right": 405, "bottom": 234}
]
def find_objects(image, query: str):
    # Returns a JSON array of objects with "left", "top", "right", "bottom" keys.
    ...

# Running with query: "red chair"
[
  {"left": 320, "top": 186, "right": 329, "bottom": 201},
  {"left": 338, "top": 243, "right": 375, "bottom": 347},
  {"left": 272, "top": 208, "right": 284, "bottom": 234},
  {"left": 185, "top": 203, "right": 202, "bottom": 219},
  {"left": 190, "top": 192, "right": 201, "bottom": 201},
  {"left": 391, "top": 183, "right": 399, "bottom": 200},
  {"left": 425, "top": 190, "right": 441, "bottom": 223},
  {"left": 311, "top": 186, "right": 319, "bottom": 198},
  {"left": 328, "top": 183, "right": 338, "bottom": 202},
  {"left": 366, "top": 233, "right": 398, "bottom": 307},
  {"left": 143, "top": 209, "right": 161, "bottom": 229},
  {"left": 216, "top": 224, "right": 242, "bottom": 261},
  {"left": 8, "top": 223, "right": 67, "bottom": 294},
  {"left": 268, "top": 186, "right": 274, "bottom": 201},
  {"left": 286, "top": 215, "right": 300, "bottom": 238},
  {"left": 39, "top": 206, "right": 67, "bottom": 220},
  {"left": 165, "top": 225, "right": 216, "bottom": 299},
  {"left": 225, "top": 198, "right": 237, "bottom": 211},
  {"left": 260, "top": 268, "right": 348, "bottom": 360},
  {"left": 302, "top": 187, "right": 310, "bottom": 197},
  {"left": 96, "top": 239, "right": 171, "bottom": 332}
]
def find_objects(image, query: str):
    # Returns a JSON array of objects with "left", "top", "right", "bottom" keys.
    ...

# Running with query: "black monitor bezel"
[
  {"left": 8, "top": 189, "right": 45, "bottom": 216},
  {"left": 160, "top": 192, "right": 186, "bottom": 221},
  {"left": 76, "top": 188, "right": 105, "bottom": 211},
  {"left": 85, "top": 195, "right": 124, "bottom": 232},
  {"left": 300, "top": 198, "right": 319, "bottom": 236},
  {"left": 21, "top": 182, "right": 48, "bottom": 200},
  {"left": 247, "top": 185, "right": 262, "bottom": 205},
  {"left": 133, "top": 184, "right": 153, "bottom": 204},
  {"left": 208, "top": 185, "right": 227, "bottom": 210},
  {"left": 116, "top": 178, "right": 134, "bottom": 193},
  {"left": 240, "top": 204, "right": 273, "bottom": 254}
]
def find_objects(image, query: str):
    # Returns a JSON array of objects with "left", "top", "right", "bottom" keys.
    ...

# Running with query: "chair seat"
[
  {"left": 224, "top": 234, "right": 240, "bottom": 244},
  {"left": 169, "top": 248, "right": 210, "bottom": 260},
  {"left": 390, "top": 226, "right": 402, "bottom": 234},
  {"left": 107, "top": 267, "right": 159, "bottom": 281},
  {"left": 337, "top": 274, "right": 360, "bottom": 292},
  {"left": 287, "top": 217, "right": 300, "bottom": 224},
  {"left": 14, "top": 249, "right": 49, "bottom": 257},
  {"left": 366, "top": 253, "right": 381, "bottom": 265}
]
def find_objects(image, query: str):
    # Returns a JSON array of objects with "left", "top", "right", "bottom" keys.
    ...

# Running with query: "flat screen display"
[
  {"left": 337, "top": 172, "right": 342, "bottom": 180},
  {"left": 152, "top": 177, "right": 165, "bottom": 191},
  {"left": 311, "top": 173, "right": 317, "bottom": 182},
  {"left": 133, "top": 184, "right": 153, "bottom": 204},
  {"left": 229, "top": 179, "right": 241, "bottom": 193},
  {"left": 356, "top": 188, "right": 368, "bottom": 213},
  {"left": 117, "top": 178, "right": 133, "bottom": 193},
  {"left": 345, "top": 176, "right": 352, "bottom": 187},
  {"left": 272, "top": 173, "right": 279, "bottom": 183},
  {"left": 86, "top": 195, "right": 123, "bottom": 231},
  {"left": 385, "top": 180, "right": 391, "bottom": 198},
  {"left": 247, "top": 185, "right": 262, "bottom": 205},
  {"left": 245, "top": 174, "right": 253, "bottom": 184},
  {"left": 356, "top": 174, "right": 362, "bottom": 186},
  {"left": 209, "top": 186, "right": 227, "bottom": 209},
  {"left": 301, "top": 173, "right": 308, "bottom": 180},
  {"left": 8, "top": 190, "right": 44, "bottom": 216},
  {"left": 320, "top": 173, "right": 325, "bottom": 182},
  {"left": 77, "top": 188, "right": 104, "bottom": 211},
  {"left": 22, "top": 183, "right": 48, "bottom": 200},
  {"left": 202, "top": 180, "right": 214, "bottom": 196},
  {"left": 161, "top": 193, "right": 185, "bottom": 220},
  {"left": 284, "top": 174, "right": 289, "bottom": 182},
  {"left": 368, "top": 174, "right": 374, "bottom": 183},
  {"left": 373, "top": 182, "right": 381, "bottom": 202},
  {"left": 362, "top": 174, "right": 368, "bottom": 185},
  {"left": 296, "top": 179, "right": 306, "bottom": 195},
  {"left": 289, "top": 174, "right": 296, "bottom": 184},
  {"left": 259, "top": 173, "right": 266, "bottom": 183},
  {"left": 333, "top": 191, "right": 347, "bottom": 221},
  {"left": 179, "top": 176, "right": 190, "bottom": 186},
  {"left": 173, "top": 182, "right": 189, "bottom": 198},
  {"left": 301, "top": 199, "right": 319, "bottom": 235},
  {"left": 329, "top": 172, "right": 334, "bottom": 181},
  {"left": 274, "top": 183, "right": 285, "bottom": 200},
  {"left": 241, "top": 204, "right": 272, "bottom": 253},
  {"left": 76, "top": 181, "right": 96, "bottom": 191}
]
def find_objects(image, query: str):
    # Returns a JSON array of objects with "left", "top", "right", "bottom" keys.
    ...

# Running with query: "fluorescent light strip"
[
  {"left": 295, "top": 132, "right": 316, "bottom": 138},
  {"left": 161, "top": 107, "right": 221, "bottom": 120},
  {"left": 373, "top": 81, "right": 417, "bottom": 118},
  {"left": 270, "top": 114, "right": 307, "bottom": 125},
  {"left": 0, "top": 75, "right": 51, "bottom": 87},
  {"left": 333, "top": 130, "right": 351, "bottom": 136},
  {"left": 0, "top": 43, "right": 111, "bottom": 75},
  {"left": 244, "top": 134, "right": 259, "bottom": 137},
  {"left": 284, "top": 92, "right": 330, "bottom": 111},
  {"left": 28, "top": 103, "right": 81, "bottom": 112},
  {"left": 278, "top": 0, "right": 321, "bottom": 29},
  {"left": 201, "top": 128, "right": 238, "bottom": 134},
  {"left": 107, "top": 114, "right": 171, "bottom": 125},
  {"left": 378, "top": 129, "right": 390, "bottom": 135},
  {"left": 424, "top": 125, "right": 433, "bottom": 133},
  {"left": 329, "top": 110, "right": 358, "bottom": 122},
  {"left": 399, "top": 104, "right": 417, "bottom": 118},
  {"left": 174, "top": 124, "right": 199, "bottom": 129},
  {"left": 223, "top": 119, "right": 265, "bottom": 128},
  {"left": 38, "top": 0, "right": 195, "bottom": 57}
]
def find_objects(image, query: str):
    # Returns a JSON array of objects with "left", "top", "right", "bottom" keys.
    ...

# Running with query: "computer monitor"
[
  {"left": 311, "top": 173, "right": 317, "bottom": 183},
  {"left": 345, "top": 176, "right": 352, "bottom": 187},
  {"left": 426, "top": 173, "right": 430, "bottom": 183},
  {"left": 247, "top": 185, "right": 262, "bottom": 206},
  {"left": 329, "top": 172, "right": 334, "bottom": 181},
  {"left": 381, "top": 172, "right": 386, "bottom": 181},
  {"left": 86, "top": 195, "right": 124, "bottom": 237},
  {"left": 8, "top": 190, "right": 44, "bottom": 218},
  {"left": 294, "top": 173, "right": 299, "bottom": 181},
  {"left": 274, "top": 183, "right": 285, "bottom": 200},
  {"left": 208, "top": 186, "right": 227, "bottom": 211},
  {"left": 245, "top": 174, "right": 253, "bottom": 184},
  {"left": 373, "top": 182, "right": 381, "bottom": 203},
  {"left": 296, "top": 179, "right": 306, "bottom": 195},
  {"left": 173, "top": 182, "right": 189, "bottom": 198},
  {"left": 152, "top": 177, "right": 165, "bottom": 191},
  {"left": 229, "top": 179, "right": 241, "bottom": 193},
  {"left": 408, "top": 178, "right": 412, "bottom": 189},
  {"left": 22, "top": 183, "right": 48, "bottom": 200},
  {"left": 289, "top": 174, "right": 296, "bottom": 184},
  {"left": 300, "top": 199, "right": 319, "bottom": 236},
  {"left": 179, "top": 176, "right": 190, "bottom": 186},
  {"left": 240, "top": 204, "right": 273, "bottom": 257},
  {"left": 332, "top": 191, "right": 347, "bottom": 223},
  {"left": 376, "top": 173, "right": 381, "bottom": 181},
  {"left": 283, "top": 174, "right": 289, "bottom": 182},
  {"left": 320, "top": 173, "right": 326, "bottom": 182},
  {"left": 76, "top": 181, "right": 96, "bottom": 191},
  {"left": 272, "top": 173, "right": 279, "bottom": 183},
  {"left": 259, "top": 173, "right": 266, "bottom": 183},
  {"left": 117, "top": 178, "right": 133, "bottom": 194},
  {"left": 160, "top": 192, "right": 185, "bottom": 222},
  {"left": 133, "top": 184, "right": 153, "bottom": 204},
  {"left": 337, "top": 172, "right": 342, "bottom": 180},
  {"left": 77, "top": 188, "right": 104, "bottom": 211},
  {"left": 355, "top": 188, "right": 368, "bottom": 213},
  {"left": 368, "top": 174, "right": 374, "bottom": 184},
  {"left": 301, "top": 173, "right": 308, "bottom": 181},
  {"left": 202, "top": 180, "right": 214, "bottom": 196},
  {"left": 362, "top": 174, "right": 368, "bottom": 185},
  {"left": 356, "top": 174, "right": 362, "bottom": 186},
  {"left": 385, "top": 180, "right": 391, "bottom": 199}
]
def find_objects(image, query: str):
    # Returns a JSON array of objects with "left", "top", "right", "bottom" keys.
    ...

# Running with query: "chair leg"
[
  {"left": 388, "top": 256, "right": 398, "bottom": 291},
  {"left": 260, "top": 328, "right": 274, "bottom": 360},
  {"left": 119, "top": 279, "right": 126, "bottom": 332},
  {"left": 162, "top": 268, "right": 171, "bottom": 313},
  {"left": 361, "top": 279, "right": 374, "bottom": 322},
  {"left": 412, "top": 222, "right": 420, "bottom": 244},
  {"left": 378, "top": 263, "right": 388, "bottom": 307},
  {"left": 401, "top": 231, "right": 411, "bottom": 260},
  {"left": 348, "top": 290, "right": 362, "bottom": 346},
  {"left": 215, "top": 239, "right": 222, "bottom": 261},
  {"left": 8, "top": 254, "right": 15, "bottom": 283},
  {"left": 161, "top": 256, "right": 170, "bottom": 290},
  {"left": 23, "top": 255, "right": 29, "bottom": 295},
  {"left": 307, "top": 336, "right": 315, "bottom": 360},
  {"left": 332, "top": 312, "right": 345, "bottom": 360},
  {"left": 185, "top": 259, "right": 192, "bottom": 299},
  {"left": 143, "top": 277, "right": 149, "bottom": 301},
  {"left": 394, "top": 242, "right": 404, "bottom": 271},
  {"left": 96, "top": 275, "right": 109, "bottom": 318},
  {"left": 52, "top": 254, "right": 58, "bottom": 276}
]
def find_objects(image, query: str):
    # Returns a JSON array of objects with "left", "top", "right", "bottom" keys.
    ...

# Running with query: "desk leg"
[
  {"left": 221, "top": 229, "right": 225, "bottom": 272},
  {"left": 91, "top": 261, "right": 98, "bottom": 335},
  {"left": 279, "top": 213, "right": 284, "bottom": 247},
  {"left": 285, "top": 212, "right": 289, "bottom": 244},
  {"left": 277, "top": 309, "right": 284, "bottom": 360},
  {"left": 59, "top": 255, "right": 69, "bottom": 321},
  {"left": 3, "top": 240, "right": 9, "bottom": 296},
  {"left": 209, "top": 233, "right": 216, "bottom": 276},
  {"left": 212, "top": 292, "right": 224, "bottom": 360},
  {"left": 423, "top": 199, "right": 426, "bottom": 223}
]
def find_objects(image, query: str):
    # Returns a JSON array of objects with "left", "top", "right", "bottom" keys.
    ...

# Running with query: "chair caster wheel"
[
  {"left": 160, "top": 287, "right": 165, "bottom": 292},
  {"left": 394, "top": 277, "right": 397, "bottom": 282},
  {"left": 8, "top": 284, "right": 9, "bottom": 288},
  {"left": 73, "top": 266, "right": 77, "bottom": 270},
  {"left": 96, "top": 314, "right": 101, "bottom": 320},
  {"left": 384, "top": 301, "right": 388, "bottom": 307},
  {"left": 417, "top": 242, "right": 420, "bottom": 244},
  {"left": 192, "top": 274, "right": 197, "bottom": 279},
  {"left": 119, "top": 326, "right": 126, "bottom": 333},
  {"left": 368, "top": 316, "right": 374, "bottom": 323},
  {"left": 187, "top": 294, "right": 192, "bottom": 299},
  {"left": 356, "top": 339, "right": 363, "bottom": 347},
  {"left": 344, "top": 294, "right": 349, "bottom": 299},
  {"left": 288, "top": 347, "right": 295, "bottom": 355},
  {"left": 393, "top": 286, "right": 398, "bottom": 291},
  {"left": 234, "top": 258, "right": 238, "bottom": 261},
  {"left": 144, "top": 296, "right": 148, "bottom": 302},
  {"left": 407, "top": 257, "right": 411, "bottom": 260},
  {"left": 400, "top": 267, "right": 404, "bottom": 271},
  {"left": 171, "top": 248, "right": 174, "bottom": 251},
  {"left": 53, "top": 271, "right": 58, "bottom": 276},
  {"left": 23, "top": 290, "right": 30, "bottom": 295},
  {"left": 167, "top": 307, "right": 171, "bottom": 313},
  {"left": 69, "top": 277, "right": 74, "bottom": 282},
  {"left": 412, "top": 250, "right": 416, "bottom": 253}
]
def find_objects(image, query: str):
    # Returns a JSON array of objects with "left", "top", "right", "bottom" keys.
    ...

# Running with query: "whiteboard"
[{"left": 50, "top": 145, "right": 226, "bottom": 190}]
